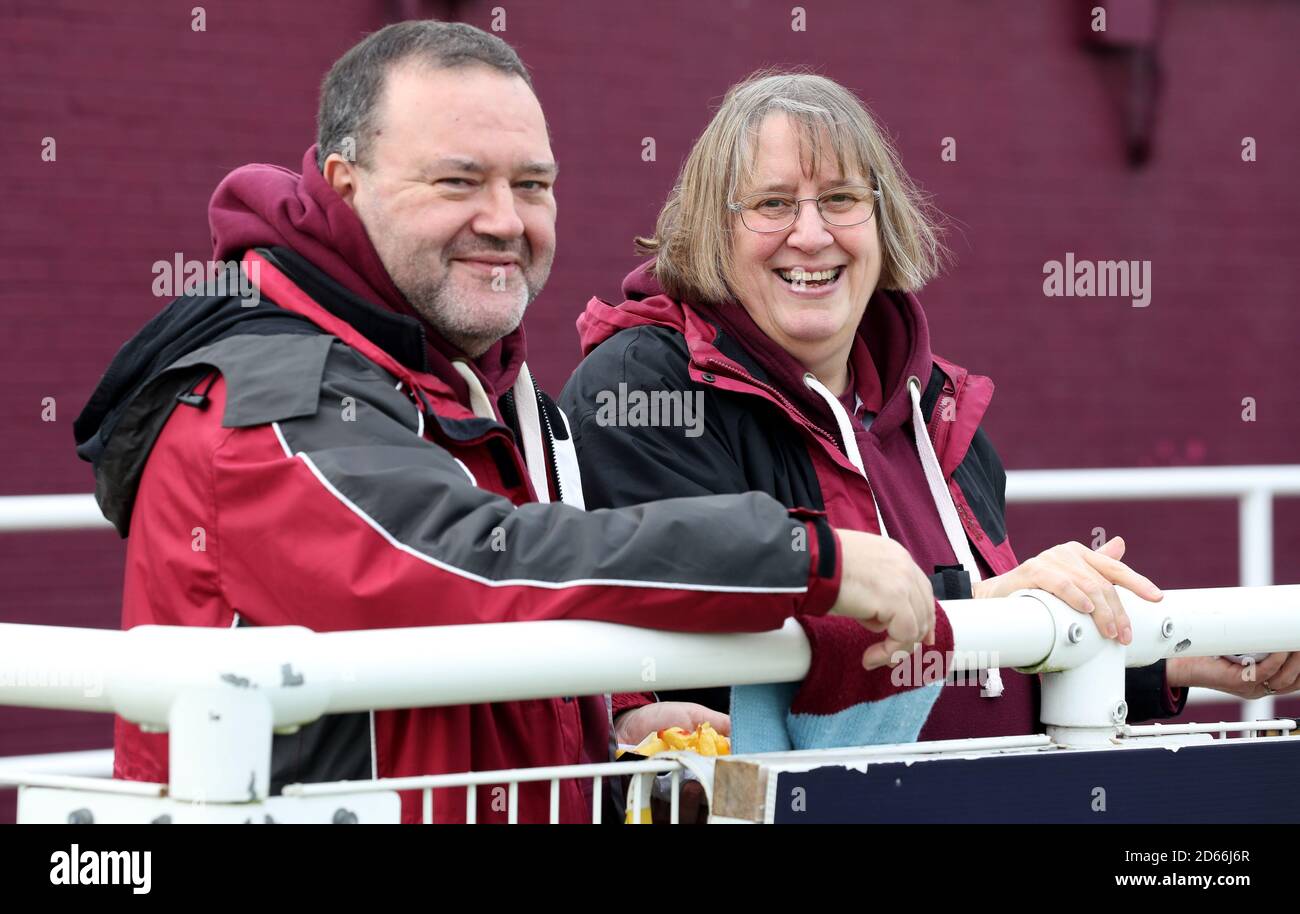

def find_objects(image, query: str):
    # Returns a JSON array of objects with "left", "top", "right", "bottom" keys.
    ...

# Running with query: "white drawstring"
[
  {"left": 508, "top": 363, "right": 554, "bottom": 505},
  {"left": 451, "top": 360, "right": 497, "bottom": 421},
  {"left": 906, "top": 376, "right": 1002, "bottom": 697},
  {"left": 906, "top": 378, "right": 982, "bottom": 586},
  {"left": 802, "top": 373, "right": 888, "bottom": 539},
  {"left": 453, "top": 360, "right": 585, "bottom": 510},
  {"left": 804, "top": 370, "right": 1003, "bottom": 698}
]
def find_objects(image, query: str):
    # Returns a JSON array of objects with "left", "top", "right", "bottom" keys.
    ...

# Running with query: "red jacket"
[{"left": 72, "top": 156, "right": 842, "bottom": 822}]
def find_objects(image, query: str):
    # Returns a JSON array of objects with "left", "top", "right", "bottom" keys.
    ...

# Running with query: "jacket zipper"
[
  {"left": 498, "top": 387, "right": 564, "bottom": 503},
  {"left": 955, "top": 497, "right": 985, "bottom": 542},
  {"left": 927, "top": 376, "right": 957, "bottom": 445},
  {"left": 535, "top": 387, "right": 565, "bottom": 504},
  {"left": 698, "top": 357, "right": 843, "bottom": 450}
]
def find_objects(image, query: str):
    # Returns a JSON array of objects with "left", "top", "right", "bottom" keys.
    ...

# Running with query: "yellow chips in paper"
[
  {"left": 695, "top": 723, "right": 727, "bottom": 756},
  {"left": 631, "top": 722, "right": 730, "bottom": 757}
]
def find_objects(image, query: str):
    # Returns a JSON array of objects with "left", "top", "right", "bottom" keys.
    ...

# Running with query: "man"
[{"left": 73, "top": 21, "right": 937, "bottom": 823}]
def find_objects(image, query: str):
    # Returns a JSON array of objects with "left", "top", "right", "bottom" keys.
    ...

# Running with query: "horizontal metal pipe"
[
  {"left": 1004, "top": 465, "right": 1300, "bottom": 503},
  {"left": 2, "top": 465, "right": 1298, "bottom": 533},
  {"left": 0, "top": 748, "right": 113, "bottom": 781},
  {"left": 1120, "top": 719, "right": 1296, "bottom": 737},
  {"left": 0, "top": 494, "right": 113, "bottom": 532},
  {"left": 1, "top": 586, "right": 1298, "bottom": 728}
]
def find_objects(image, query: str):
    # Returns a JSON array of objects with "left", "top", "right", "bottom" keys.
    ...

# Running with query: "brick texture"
[{"left": 1, "top": 0, "right": 1296, "bottom": 819}]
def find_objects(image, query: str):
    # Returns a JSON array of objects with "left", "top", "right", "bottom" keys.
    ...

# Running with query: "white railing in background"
[
  {"left": 1, "top": 464, "right": 1297, "bottom": 779},
  {"left": 0, "top": 749, "right": 113, "bottom": 780},
  {"left": 0, "top": 494, "right": 113, "bottom": 532},
  {"left": 1005, "top": 465, "right": 1300, "bottom": 718}
]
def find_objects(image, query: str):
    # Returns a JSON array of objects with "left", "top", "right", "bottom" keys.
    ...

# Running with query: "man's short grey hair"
[{"left": 316, "top": 20, "right": 532, "bottom": 171}]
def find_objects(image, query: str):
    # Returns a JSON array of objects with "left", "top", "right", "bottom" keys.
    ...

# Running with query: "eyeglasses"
[{"left": 727, "top": 184, "right": 882, "bottom": 233}]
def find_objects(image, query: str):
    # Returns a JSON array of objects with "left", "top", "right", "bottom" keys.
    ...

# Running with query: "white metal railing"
[
  {"left": 1, "top": 465, "right": 1298, "bottom": 816},
  {"left": 1, "top": 585, "right": 1299, "bottom": 821},
  {"left": 4, "top": 587, "right": 1296, "bottom": 724},
  {"left": 1005, "top": 465, "right": 1300, "bottom": 590},
  {"left": 283, "top": 757, "right": 691, "bottom": 825},
  {"left": 0, "top": 494, "right": 112, "bottom": 532},
  {"left": 0, "top": 749, "right": 113, "bottom": 780},
  {"left": 0, "top": 749, "right": 133, "bottom": 818}
]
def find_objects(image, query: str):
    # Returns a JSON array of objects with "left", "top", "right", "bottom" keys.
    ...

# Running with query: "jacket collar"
[
  {"left": 258, "top": 246, "right": 432, "bottom": 375},
  {"left": 673, "top": 298, "right": 995, "bottom": 477}
]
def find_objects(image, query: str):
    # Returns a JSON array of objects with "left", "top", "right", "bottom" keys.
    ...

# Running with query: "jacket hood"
[
  {"left": 209, "top": 144, "right": 525, "bottom": 398},
  {"left": 77, "top": 147, "right": 537, "bottom": 509},
  {"left": 578, "top": 260, "right": 952, "bottom": 442},
  {"left": 72, "top": 272, "right": 316, "bottom": 471}
]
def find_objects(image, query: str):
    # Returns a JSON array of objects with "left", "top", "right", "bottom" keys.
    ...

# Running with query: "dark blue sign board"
[{"left": 772, "top": 739, "right": 1300, "bottom": 823}]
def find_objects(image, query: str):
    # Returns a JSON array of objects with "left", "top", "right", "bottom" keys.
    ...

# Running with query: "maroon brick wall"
[{"left": 2, "top": 0, "right": 1297, "bottom": 819}]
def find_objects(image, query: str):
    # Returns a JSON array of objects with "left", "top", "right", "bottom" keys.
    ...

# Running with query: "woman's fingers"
[
  {"left": 862, "top": 639, "right": 898, "bottom": 671},
  {"left": 1253, "top": 652, "right": 1289, "bottom": 681},
  {"left": 892, "top": 594, "right": 923, "bottom": 648},
  {"left": 861, "top": 580, "right": 931, "bottom": 670},
  {"left": 1084, "top": 580, "right": 1122, "bottom": 641},
  {"left": 892, "top": 571, "right": 929, "bottom": 648},
  {"left": 911, "top": 568, "right": 936, "bottom": 647},
  {"left": 842, "top": 547, "right": 935, "bottom": 671},
  {"left": 1031, "top": 549, "right": 1133, "bottom": 643},
  {"left": 1027, "top": 560, "right": 1126, "bottom": 642},
  {"left": 1094, "top": 535, "right": 1126, "bottom": 561},
  {"left": 1265, "top": 652, "right": 1300, "bottom": 693},
  {"left": 1094, "top": 574, "right": 1132, "bottom": 644},
  {"left": 873, "top": 638, "right": 918, "bottom": 669},
  {"left": 1041, "top": 571, "right": 1097, "bottom": 616},
  {"left": 1081, "top": 546, "right": 1164, "bottom": 602}
]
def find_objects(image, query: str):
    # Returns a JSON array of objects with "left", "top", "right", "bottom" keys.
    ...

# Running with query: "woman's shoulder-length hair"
[{"left": 637, "top": 69, "right": 948, "bottom": 306}]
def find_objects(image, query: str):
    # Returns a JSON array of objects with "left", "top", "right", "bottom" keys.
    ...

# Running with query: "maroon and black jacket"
[
  {"left": 560, "top": 262, "right": 1186, "bottom": 738},
  {"left": 72, "top": 149, "right": 842, "bottom": 823}
]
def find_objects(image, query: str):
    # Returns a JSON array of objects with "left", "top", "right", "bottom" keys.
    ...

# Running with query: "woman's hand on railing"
[
  {"left": 970, "top": 536, "right": 1163, "bottom": 645},
  {"left": 1168, "top": 653, "right": 1300, "bottom": 699},
  {"left": 830, "top": 529, "right": 937, "bottom": 670}
]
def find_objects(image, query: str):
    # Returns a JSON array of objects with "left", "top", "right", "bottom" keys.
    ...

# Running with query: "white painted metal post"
[
  {"left": 1009, "top": 589, "right": 1130, "bottom": 746},
  {"left": 167, "top": 688, "right": 272, "bottom": 804},
  {"left": 1239, "top": 489, "right": 1275, "bottom": 720}
]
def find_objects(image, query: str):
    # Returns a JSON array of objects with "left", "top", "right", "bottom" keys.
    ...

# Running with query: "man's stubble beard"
[
  {"left": 398, "top": 256, "right": 538, "bottom": 358},
  {"left": 360, "top": 201, "right": 553, "bottom": 359}
]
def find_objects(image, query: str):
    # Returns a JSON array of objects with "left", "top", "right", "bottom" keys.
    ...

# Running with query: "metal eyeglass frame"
[{"left": 726, "top": 184, "right": 883, "bottom": 233}]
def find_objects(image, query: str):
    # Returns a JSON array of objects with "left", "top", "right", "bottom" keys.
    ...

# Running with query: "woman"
[{"left": 560, "top": 71, "right": 1295, "bottom": 748}]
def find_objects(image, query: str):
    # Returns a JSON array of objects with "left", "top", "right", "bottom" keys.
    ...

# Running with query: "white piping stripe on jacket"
[
  {"left": 802, "top": 371, "right": 1003, "bottom": 698},
  {"left": 269, "top": 421, "right": 804, "bottom": 594},
  {"left": 452, "top": 457, "right": 477, "bottom": 486},
  {"left": 396, "top": 380, "right": 426, "bottom": 440}
]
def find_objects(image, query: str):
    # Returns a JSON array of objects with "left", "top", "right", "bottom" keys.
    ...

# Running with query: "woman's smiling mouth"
[{"left": 772, "top": 265, "right": 846, "bottom": 296}]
